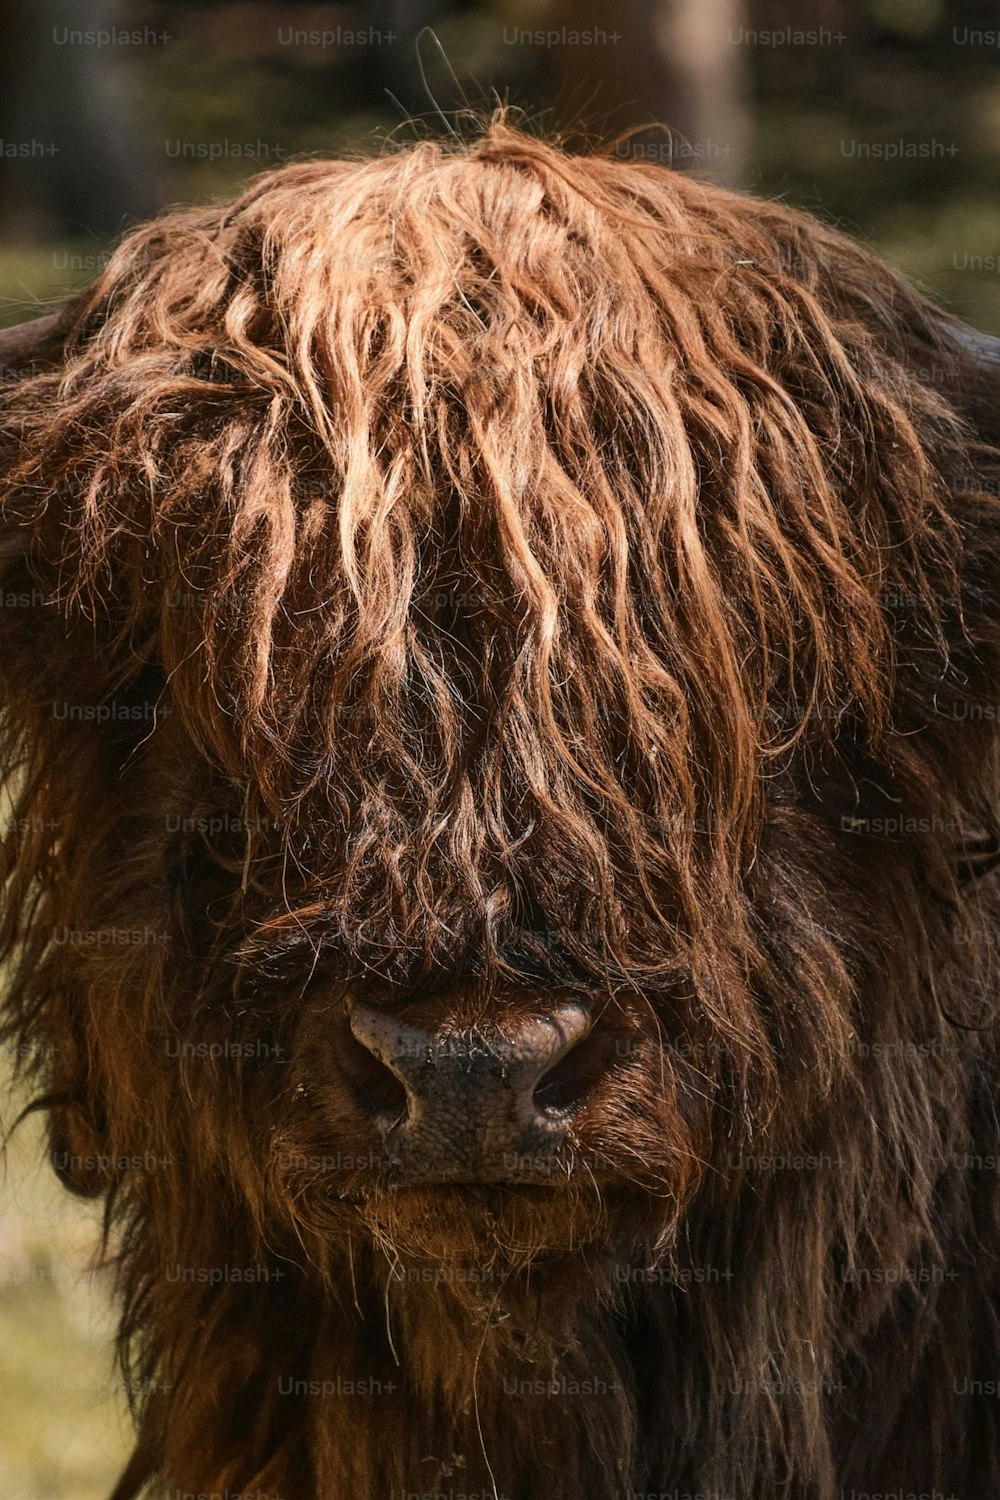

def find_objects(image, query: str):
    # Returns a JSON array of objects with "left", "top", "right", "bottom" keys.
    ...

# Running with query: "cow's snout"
[{"left": 344, "top": 999, "right": 607, "bottom": 1183}]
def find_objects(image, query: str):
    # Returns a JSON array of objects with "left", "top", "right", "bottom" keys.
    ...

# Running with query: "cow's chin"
[
  {"left": 351, "top": 1182, "right": 614, "bottom": 1267},
  {"left": 273, "top": 1138, "right": 683, "bottom": 1269}
]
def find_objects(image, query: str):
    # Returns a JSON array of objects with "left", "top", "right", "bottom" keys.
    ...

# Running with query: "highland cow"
[{"left": 1, "top": 120, "right": 999, "bottom": 1499}]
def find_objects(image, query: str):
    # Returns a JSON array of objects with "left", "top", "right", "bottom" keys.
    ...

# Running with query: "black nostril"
[
  {"left": 532, "top": 1022, "right": 616, "bottom": 1117},
  {"left": 337, "top": 1020, "right": 408, "bottom": 1120}
]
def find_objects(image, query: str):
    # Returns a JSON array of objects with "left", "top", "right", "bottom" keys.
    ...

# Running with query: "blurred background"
[
  {"left": 2, "top": 0, "right": 1000, "bottom": 334},
  {"left": 0, "top": 0, "right": 997, "bottom": 1494}
]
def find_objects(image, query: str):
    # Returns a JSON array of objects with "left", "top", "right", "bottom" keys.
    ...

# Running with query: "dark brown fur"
[{"left": 1, "top": 119, "right": 999, "bottom": 1498}]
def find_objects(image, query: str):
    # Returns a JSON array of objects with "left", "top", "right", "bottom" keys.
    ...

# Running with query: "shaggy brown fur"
[{"left": 1, "top": 118, "right": 1000, "bottom": 1498}]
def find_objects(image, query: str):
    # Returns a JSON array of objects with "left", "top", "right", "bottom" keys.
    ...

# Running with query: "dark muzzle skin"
[{"left": 347, "top": 999, "right": 597, "bottom": 1183}]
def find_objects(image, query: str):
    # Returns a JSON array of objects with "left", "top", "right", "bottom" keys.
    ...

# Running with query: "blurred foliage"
[{"left": 0, "top": 1080, "right": 129, "bottom": 1495}]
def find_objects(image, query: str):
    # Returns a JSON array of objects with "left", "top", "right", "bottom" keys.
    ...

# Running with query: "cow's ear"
[
  {"left": 47, "top": 1090, "right": 110, "bottom": 1199},
  {"left": 11, "top": 1080, "right": 109, "bottom": 1200},
  {"left": 0, "top": 304, "right": 91, "bottom": 682},
  {"left": 0, "top": 311, "right": 112, "bottom": 1201}
]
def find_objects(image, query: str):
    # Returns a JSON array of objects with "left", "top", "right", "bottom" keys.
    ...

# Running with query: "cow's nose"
[{"left": 345, "top": 1000, "right": 603, "bottom": 1183}]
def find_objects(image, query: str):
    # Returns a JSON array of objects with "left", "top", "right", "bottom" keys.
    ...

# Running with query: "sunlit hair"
[{"left": 1, "top": 121, "right": 978, "bottom": 981}]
